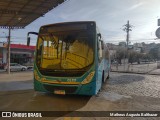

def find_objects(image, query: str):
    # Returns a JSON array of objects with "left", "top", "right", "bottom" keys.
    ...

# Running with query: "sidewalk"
[
  {"left": 149, "top": 69, "right": 160, "bottom": 75},
  {"left": 0, "top": 69, "right": 5, "bottom": 73},
  {"left": 0, "top": 71, "right": 33, "bottom": 82}
]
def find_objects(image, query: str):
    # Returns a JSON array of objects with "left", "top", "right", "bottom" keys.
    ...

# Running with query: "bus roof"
[{"left": 40, "top": 21, "right": 96, "bottom": 28}]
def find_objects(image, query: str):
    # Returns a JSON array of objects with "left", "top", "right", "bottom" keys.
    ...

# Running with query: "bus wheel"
[
  {"left": 102, "top": 71, "right": 105, "bottom": 83},
  {"left": 99, "top": 72, "right": 105, "bottom": 92},
  {"left": 107, "top": 71, "right": 110, "bottom": 79}
]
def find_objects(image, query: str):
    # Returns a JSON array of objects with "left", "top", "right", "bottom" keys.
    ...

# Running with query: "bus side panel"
[
  {"left": 95, "top": 46, "right": 110, "bottom": 94},
  {"left": 103, "top": 46, "right": 110, "bottom": 80},
  {"left": 96, "top": 59, "right": 105, "bottom": 94},
  {"left": 104, "top": 59, "right": 109, "bottom": 80},
  {"left": 34, "top": 79, "right": 48, "bottom": 92},
  {"left": 33, "top": 63, "right": 48, "bottom": 92},
  {"left": 78, "top": 78, "right": 97, "bottom": 95},
  {"left": 95, "top": 47, "right": 104, "bottom": 94}
]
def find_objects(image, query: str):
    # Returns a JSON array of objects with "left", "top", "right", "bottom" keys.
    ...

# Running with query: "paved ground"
[
  {"left": 0, "top": 71, "right": 33, "bottom": 82},
  {"left": 150, "top": 69, "right": 160, "bottom": 75},
  {"left": 0, "top": 72, "right": 160, "bottom": 120},
  {"left": 111, "top": 63, "right": 158, "bottom": 74},
  {"left": 105, "top": 73, "right": 160, "bottom": 98}
]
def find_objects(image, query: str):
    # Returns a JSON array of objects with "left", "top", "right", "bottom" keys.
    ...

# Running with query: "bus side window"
[
  {"left": 37, "top": 38, "right": 43, "bottom": 56},
  {"left": 97, "top": 34, "right": 102, "bottom": 60},
  {"left": 105, "top": 48, "right": 110, "bottom": 60},
  {"left": 39, "top": 43, "right": 43, "bottom": 55},
  {"left": 97, "top": 33, "right": 104, "bottom": 50},
  {"left": 101, "top": 40, "right": 104, "bottom": 50},
  {"left": 97, "top": 33, "right": 101, "bottom": 50},
  {"left": 98, "top": 40, "right": 101, "bottom": 50}
]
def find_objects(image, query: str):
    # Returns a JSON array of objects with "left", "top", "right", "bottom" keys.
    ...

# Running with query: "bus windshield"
[{"left": 36, "top": 24, "right": 95, "bottom": 76}]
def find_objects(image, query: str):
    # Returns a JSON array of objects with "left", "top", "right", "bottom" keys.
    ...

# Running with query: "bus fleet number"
[{"left": 67, "top": 79, "right": 76, "bottom": 82}]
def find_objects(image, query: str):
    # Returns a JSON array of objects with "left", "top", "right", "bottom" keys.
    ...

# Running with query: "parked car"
[
  {"left": 112, "top": 60, "right": 118, "bottom": 64},
  {"left": 0, "top": 63, "right": 5, "bottom": 69},
  {"left": 4, "top": 63, "right": 28, "bottom": 71},
  {"left": 27, "top": 66, "right": 33, "bottom": 71}
]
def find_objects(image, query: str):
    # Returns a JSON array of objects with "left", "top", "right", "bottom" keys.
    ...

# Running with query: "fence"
[{"left": 111, "top": 61, "right": 160, "bottom": 75}]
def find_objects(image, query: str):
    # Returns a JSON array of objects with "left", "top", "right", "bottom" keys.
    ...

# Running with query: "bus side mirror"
[
  {"left": 98, "top": 40, "right": 100, "bottom": 50},
  {"left": 101, "top": 41, "right": 104, "bottom": 50},
  {"left": 97, "top": 33, "right": 101, "bottom": 50},
  {"left": 97, "top": 33, "right": 101, "bottom": 39},
  {"left": 27, "top": 37, "right": 30, "bottom": 46},
  {"left": 27, "top": 32, "right": 38, "bottom": 46}
]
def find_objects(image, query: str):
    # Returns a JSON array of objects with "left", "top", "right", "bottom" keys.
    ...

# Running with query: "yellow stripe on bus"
[{"left": 42, "top": 79, "right": 81, "bottom": 85}]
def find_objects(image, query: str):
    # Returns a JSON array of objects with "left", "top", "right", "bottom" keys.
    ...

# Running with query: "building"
[
  {"left": 119, "top": 42, "right": 126, "bottom": 47},
  {"left": 10, "top": 44, "right": 35, "bottom": 65},
  {"left": 0, "top": 42, "right": 3, "bottom": 64},
  {"left": 1, "top": 43, "right": 35, "bottom": 65},
  {"left": 133, "top": 43, "right": 143, "bottom": 53},
  {"left": 0, "top": 42, "right": 6, "bottom": 64}
]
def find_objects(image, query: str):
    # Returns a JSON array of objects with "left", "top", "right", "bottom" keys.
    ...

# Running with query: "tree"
[
  {"left": 149, "top": 47, "right": 159, "bottom": 60},
  {"left": 128, "top": 51, "right": 143, "bottom": 64},
  {"left": 116, "top": 48, "right": 127, "bottom": 64},
  {"left": 128, "top": 51, "right": 137, "bottom": 64}
]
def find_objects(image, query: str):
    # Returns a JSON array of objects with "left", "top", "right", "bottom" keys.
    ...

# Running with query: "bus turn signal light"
[{"left": 81, "top": 71, "right": 95, "bottom": 84}]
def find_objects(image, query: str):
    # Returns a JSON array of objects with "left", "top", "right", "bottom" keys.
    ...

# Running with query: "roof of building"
[
  {"left": 10, "top": 44, "right": 35, "bottom": 50},
  {"left": 0, "top": 0, "right": 65, "bottom": 28}
]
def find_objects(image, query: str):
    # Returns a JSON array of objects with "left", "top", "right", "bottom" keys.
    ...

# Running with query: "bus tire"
[
  {"left": 99, "top": 71, "right": 105, "bottom": 92},
  {"left": 102, "top": 71, "right": 105, "bottom": 83},
  {"left": 107, "top": 71, "right": 110, "bottom": 79}
]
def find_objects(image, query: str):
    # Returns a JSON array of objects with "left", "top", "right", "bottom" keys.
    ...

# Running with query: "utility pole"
[
  {"left": 122, "top": 20, "right": 133, "bottom": 70},
  {"left": 156, "top": 19, "right": 160, "bottom": 39},
  {"left": 7, "top": 27, "right": 11, "bottom": 74},
  {"left": 123, "top": 20, "right": 132, "bottom": 49},
  {"left": 156, "top": 18, "right": 160, "bottom": 68}
]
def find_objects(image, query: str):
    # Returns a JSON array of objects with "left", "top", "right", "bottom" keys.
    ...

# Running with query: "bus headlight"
[{"left": 81, "top": 71, "right": 95, "bottom": 84}]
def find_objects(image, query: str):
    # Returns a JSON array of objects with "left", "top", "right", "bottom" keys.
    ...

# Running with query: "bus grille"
[{"left": 43, "top": 84, "right": 78, "bottom": 94}]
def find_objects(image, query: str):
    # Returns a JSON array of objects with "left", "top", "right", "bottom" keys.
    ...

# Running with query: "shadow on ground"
[
  {"left": 109, "top": 74, "right": 145, "bottom": 85},
  {"left": 0, "top": 89, "right": 91, "bottom": 117}
]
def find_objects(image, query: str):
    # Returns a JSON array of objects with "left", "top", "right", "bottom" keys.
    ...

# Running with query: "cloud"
[
  {"left": 9, "top": 0, "right": 160, "bottom": 45},
  {"left": 128, "top": 2, "right": 145, "bottom": 11}
]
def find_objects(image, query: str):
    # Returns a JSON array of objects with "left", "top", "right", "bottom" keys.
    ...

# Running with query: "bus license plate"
[{"left": 54, "top": 90, "right": 65, "bottom": 95}]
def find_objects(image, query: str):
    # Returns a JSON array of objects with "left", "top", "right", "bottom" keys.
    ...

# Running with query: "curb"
[{"left": 111, "top": 71, "right": 160, "bottom": 75}]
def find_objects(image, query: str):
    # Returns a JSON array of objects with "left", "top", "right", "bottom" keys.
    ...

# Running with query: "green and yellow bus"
[{"left": 27, "top": 21, "right": 110, "bottom": 95}]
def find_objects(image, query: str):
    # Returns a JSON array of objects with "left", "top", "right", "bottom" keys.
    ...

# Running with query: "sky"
[{"left": 0, "top": 0, "right": 160, "bottom": 45}]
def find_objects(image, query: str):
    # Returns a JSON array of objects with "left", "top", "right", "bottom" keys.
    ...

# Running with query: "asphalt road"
[{"left": 0, "top": 71, "right": 160, "bottom": 120}]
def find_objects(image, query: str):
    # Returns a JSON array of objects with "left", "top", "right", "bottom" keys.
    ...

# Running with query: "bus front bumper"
[{"left": 34, "top": 79, "right": 96, "bottom": 95}]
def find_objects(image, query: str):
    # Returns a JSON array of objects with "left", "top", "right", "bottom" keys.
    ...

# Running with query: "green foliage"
[
  {"left": 116, "top": 48, "right": 127, "bottom": 64},
  {"left": 149, "top": 47, "right": 159, "bottom": 60},
  {"left": 128, "top": 51, "right": 144, "bottom": 64}
]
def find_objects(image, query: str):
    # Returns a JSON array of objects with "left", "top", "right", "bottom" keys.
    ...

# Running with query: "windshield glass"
[{"left": 36, "top": 27, "right": 94, "bottom": 72}]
